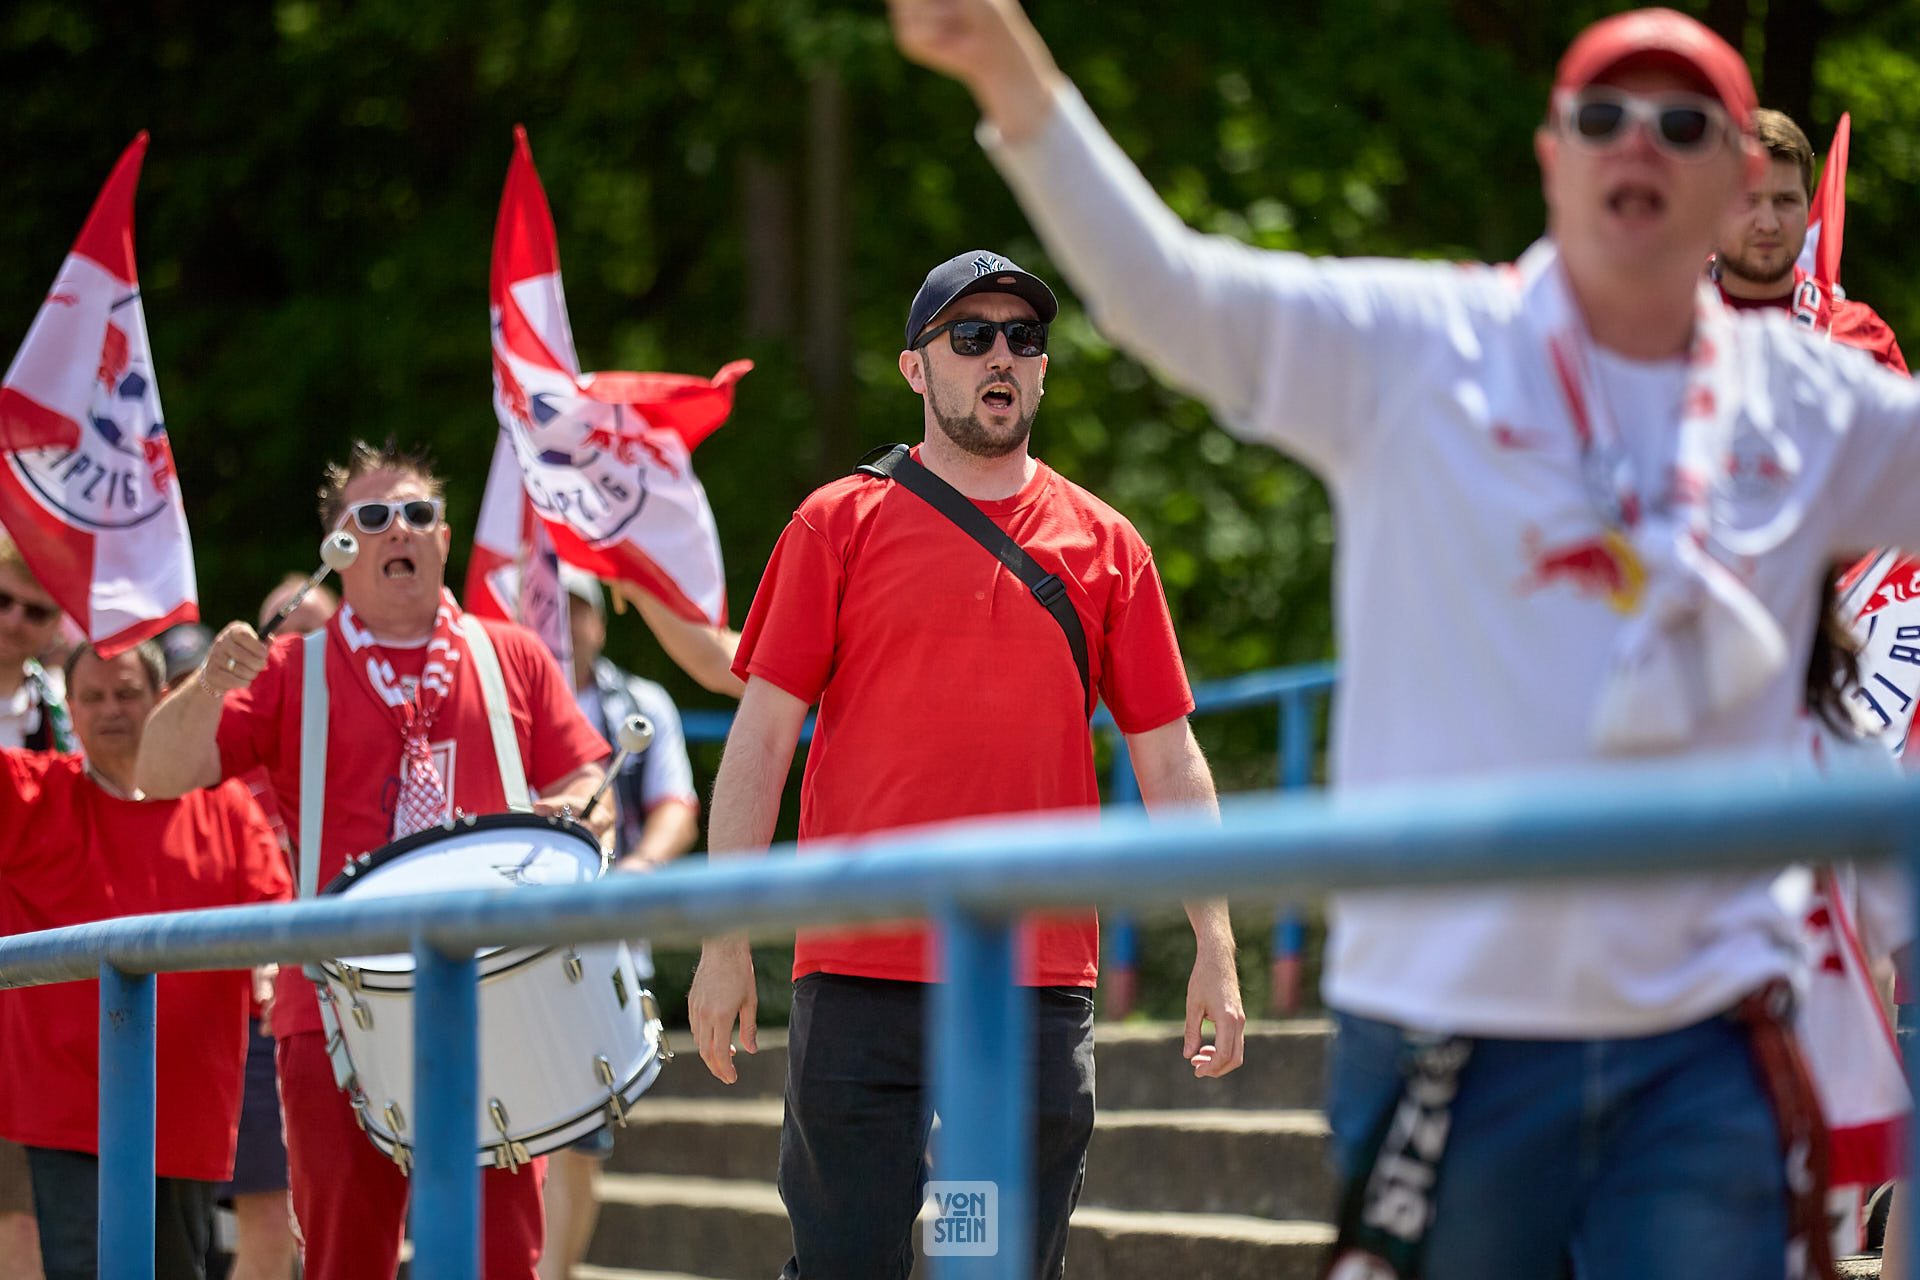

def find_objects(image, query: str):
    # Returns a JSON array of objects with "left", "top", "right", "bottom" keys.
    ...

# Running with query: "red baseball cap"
[{"left": 1555, "top": 8, "right": 1757, "bottom": 132}]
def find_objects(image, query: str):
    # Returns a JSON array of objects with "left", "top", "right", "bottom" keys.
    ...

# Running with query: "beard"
[
  {"left": 1718, "top": 243, "right": 1797, "bottom": 294},
  {"left": 926, "top": 375, "right": 1037, "bottom": 459}
]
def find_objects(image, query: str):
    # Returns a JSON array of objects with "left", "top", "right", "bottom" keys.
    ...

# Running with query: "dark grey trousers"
[
  {"left": 28, "top": 1145, "right": 214, "bottom": 1280},
  {"left": 777, "top": 973, "right": 1096, "bottom": 1280}
]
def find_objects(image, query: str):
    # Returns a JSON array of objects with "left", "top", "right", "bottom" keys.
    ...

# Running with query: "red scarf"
[
  {"left": 330, "top": 588, "right": 467, "bottom": 838},
  {"left": 1522, "top": 240, "right": 1786, "bottom": 754}
]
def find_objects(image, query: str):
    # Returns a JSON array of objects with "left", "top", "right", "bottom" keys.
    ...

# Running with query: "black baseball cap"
[{"left": 905, "top": 251, "right": 1059, "bottom": 348}]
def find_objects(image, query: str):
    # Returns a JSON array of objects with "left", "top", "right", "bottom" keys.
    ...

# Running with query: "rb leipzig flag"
[
  {"left": 1796, "top": 112, "right": 1850, "bottom": 289},
  {"left": 0, "top": 133, "right": 196, "bottom": 655},
  {"left": 466, "top": 431, "right": 573, "bottom": 670},
  {"left": 489, "top": 126, "right": 748, "bottom": 626}
]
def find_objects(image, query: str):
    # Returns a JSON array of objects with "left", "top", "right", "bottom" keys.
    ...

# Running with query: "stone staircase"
[{"left": 581, "top": 1019, "right": 1338, "bottom": 1279}]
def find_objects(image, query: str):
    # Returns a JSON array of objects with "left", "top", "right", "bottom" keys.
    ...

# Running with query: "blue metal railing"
[{"left": 3, "top": 765, "right": 1920, "bottom": 1278}]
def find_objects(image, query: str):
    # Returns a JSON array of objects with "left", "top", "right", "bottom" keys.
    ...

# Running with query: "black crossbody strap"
[{"left": 856, "top": 443, "right": 1093, "bottom": 716}]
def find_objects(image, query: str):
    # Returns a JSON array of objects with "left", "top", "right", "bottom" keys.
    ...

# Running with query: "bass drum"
[{"left": 315, "top": 812, "right": 666, "bottom": 1171}]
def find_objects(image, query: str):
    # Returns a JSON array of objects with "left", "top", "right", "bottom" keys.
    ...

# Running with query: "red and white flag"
[
  {"left": 1796, "top": 112, "right": 1849, "bottom": 290},
  {"left": 489, "top": 126, "right": 748, "bottom": 626},
  {"left": 465, "top": 431, "right": 572, "bottom": 670},
  {"left": 1836, "top": 549, "right": 1920, "bottom": 765},
  {"left": 0, "top": 133, "right": 196, "bottom": 656}
]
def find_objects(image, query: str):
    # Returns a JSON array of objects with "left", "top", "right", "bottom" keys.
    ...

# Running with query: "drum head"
[{"left": 326, "top": 813, "right": 602, "bottom": 973}]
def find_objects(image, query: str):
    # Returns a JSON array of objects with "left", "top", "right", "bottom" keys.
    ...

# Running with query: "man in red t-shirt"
[
  {"left": 136, "top": 442, "right": 611, "bottom": 1280},
  {"left": 687, "top": 252, "right": 1244, "bottom": 1280},
  {"left": 0, "top": 639, "right": 291, "bottom": 1280},
  {"left": 1713, "top": 107, "right": 1907, "bottom": 371}
]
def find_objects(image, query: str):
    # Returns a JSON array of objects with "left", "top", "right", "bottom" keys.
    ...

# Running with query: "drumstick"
[
  {"left": 258, "top": 532, "right": 359, "bottom": 640},
  {"left": 579, "top": 714, "right": 655, "bottom": 824}
]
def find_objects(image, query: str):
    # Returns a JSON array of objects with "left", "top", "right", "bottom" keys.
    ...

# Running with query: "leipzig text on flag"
[
  {"left": 487, "top": 125, "right": 748, "bottom": 627},
  {"left": 0, "top": 133, "right": 197, "bottom": 656}
]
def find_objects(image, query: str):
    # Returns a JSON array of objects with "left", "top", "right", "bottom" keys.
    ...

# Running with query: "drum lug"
[
  {"left": 390, "top": 1143, "right": 412, "bottom": 1176},
  {"left": 488, "top": 1098, "right": 531, "bottom": 1171},
  {"left": 350, "top": 998, "right": 373, "bottom": 1031},
  {"left": 563, "top": 949, "right": 584, "bottom": 984},
  {"left": 640, "top": 992, "right": 674, "bottom": 1062},
  {"left": 594, "top": 1055, "right": 630, "bottom": 1126}
]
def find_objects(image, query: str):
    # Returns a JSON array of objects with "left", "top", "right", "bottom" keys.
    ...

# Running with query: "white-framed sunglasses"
[
  {"left": 1554, "top": 88, "right": 1735, "bottom": 162},
  {"left": 340, "top": 498, "right": 444, "bottom": 535}
]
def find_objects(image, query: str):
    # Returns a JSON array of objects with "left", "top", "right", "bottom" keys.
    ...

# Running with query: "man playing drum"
[{"left": 137, "top": 440, "right": 612, "bottom": 1280}]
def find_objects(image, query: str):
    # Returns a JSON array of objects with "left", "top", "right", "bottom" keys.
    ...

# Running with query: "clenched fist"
[
  {"left": 199, "top": 621, "right": 270, "bottom": 697},
  {"left": 887, "top": 0, "right": 1063, "bottom": 144}
]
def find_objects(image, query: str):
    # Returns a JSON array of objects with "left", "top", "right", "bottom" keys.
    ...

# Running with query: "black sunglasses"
[
  {"left": 342, "top": 498, "right": 444, "bottom": 535},
  {"left": 0, "top": 588, "right": 58, "bottom": 626},
  {"left": 914, "top": 318, "right": 1048, "bottom": 359}
]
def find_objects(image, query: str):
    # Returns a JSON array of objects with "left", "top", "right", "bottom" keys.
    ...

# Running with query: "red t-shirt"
[
  {"left": 216, "top": 615, "right": 608, "bottom": 1037},
  {"left": 1718, "top": 285, "right": 1910, "bottom": 373},
  {"left": 733, "top": 454, "right": 1194, "bottom": 985},
  {"left": 0, "top": 753, "right": 291, "bottom": 1180}
]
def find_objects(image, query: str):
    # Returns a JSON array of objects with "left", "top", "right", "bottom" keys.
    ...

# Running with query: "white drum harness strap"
[{"left": 298, "top": 618, "right": 531, "bottom": 1100}]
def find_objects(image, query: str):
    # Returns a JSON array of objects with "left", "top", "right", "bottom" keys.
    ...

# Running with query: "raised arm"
[
  {"left": 685, "top": 676, "right": 809, "bottom": 1081},
  {"left": 892, "top": 0, "right": 1285, "bottom": 433},
  {"left": 621, "top": 585, "right": 745, "bottom": 699},
  {"left": 1123, "top": 716, "right": 1245, "bottom": 1077},
  {"left": 893, "top": 0, "right": 1435, "bottom": 474},
  {"left": 137, "top": 621, "right": 266, "bottom": 797}
]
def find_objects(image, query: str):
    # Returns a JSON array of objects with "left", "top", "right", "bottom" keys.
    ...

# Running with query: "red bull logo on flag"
[
  {"left": 486, "top": 125, "right": 748, "bottom": 627},
  {"left": 1836, "top": 551, "right": 1920, "bottom": 761},
  {"left": 0, "top": 133, "right": 197, "bottom": 655}
]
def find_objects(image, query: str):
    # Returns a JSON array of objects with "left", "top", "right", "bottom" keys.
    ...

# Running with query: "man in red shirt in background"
[
  {"left": 0, "top": 639, "right": 291, "bottom": 1280},
  {"left": 136, "top": 441, "right": 610, "bottom": 1280},
  {"left": 1713, "top": 108, "right": 1906, "bottom": 371},
  {"left": 688, "top": 252, "right": 1244, "bottom": 1280}
]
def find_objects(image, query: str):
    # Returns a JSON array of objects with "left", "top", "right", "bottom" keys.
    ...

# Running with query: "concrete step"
[
  {"left": 644, "top": 1018, "right": 1332, "bottom": 1111},
  {"left": 607, "top": 1098, "right": 1334, "bottom": 1222},
  {"left": 1080, "top": 1108, "right": 1333, "bottom": 1222},
  {"left": 588, "top": 1174, "right": 1334, "bottom": 1280},
  {"left": 1093, "top": 1019, "right": 1332, "bottom": 1111}
]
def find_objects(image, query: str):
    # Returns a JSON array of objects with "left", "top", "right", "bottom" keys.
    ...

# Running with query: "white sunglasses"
[
  {"left": 1554, "top": 88, "right": 1735, "bottom": 162},
  {"left": 340, "top": 498, "right": 444, "bottom": 535}
]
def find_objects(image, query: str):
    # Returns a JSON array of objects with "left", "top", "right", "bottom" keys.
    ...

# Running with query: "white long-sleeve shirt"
[{"left": 984, "top": 85, "right": 1920, "bottom": 1036}]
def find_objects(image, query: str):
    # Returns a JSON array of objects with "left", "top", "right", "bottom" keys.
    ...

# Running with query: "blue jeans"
[{"left": 1327, "top": 1009, "right": 1789, "bottom": 1280}]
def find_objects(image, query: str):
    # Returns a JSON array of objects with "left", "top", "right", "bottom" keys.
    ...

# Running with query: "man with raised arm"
[
  {"left": 688, "top": 251, "right": 1244, "bottom": 1280},
  {"left": 135, "top": 441, "right": 610, "bottom": 1280},
  {"left": 892, "top": 4, "right": 1920, "bottom": 1277}
]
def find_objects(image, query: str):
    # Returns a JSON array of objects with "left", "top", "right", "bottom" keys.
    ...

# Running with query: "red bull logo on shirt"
[{"left": 1516, "top": 528, "right": 1646, "bottom": 615}]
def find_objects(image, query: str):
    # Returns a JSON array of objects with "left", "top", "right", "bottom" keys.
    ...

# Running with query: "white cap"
[{"left": 559, "top": 563, "right": 604, "bottom": 617}]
